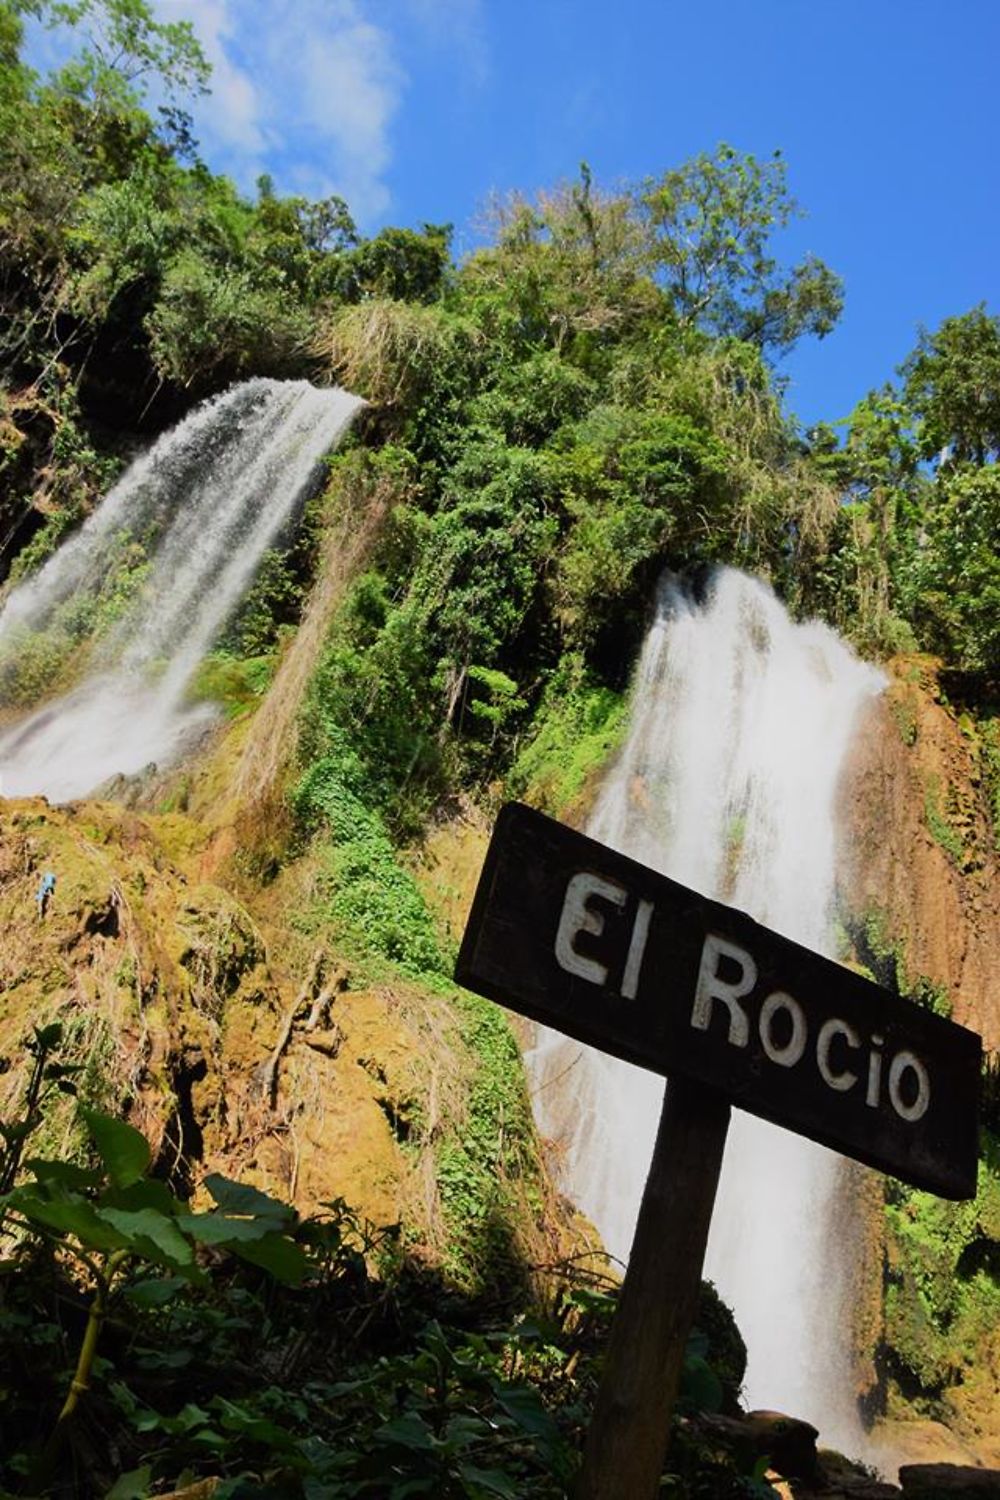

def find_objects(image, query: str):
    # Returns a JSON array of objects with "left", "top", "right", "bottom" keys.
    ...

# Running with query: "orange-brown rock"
[{"left": 839, "top": 660, "right": 1000, "bottom": 1048}]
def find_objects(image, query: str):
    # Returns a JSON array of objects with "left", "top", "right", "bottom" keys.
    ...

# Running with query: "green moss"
[
  {"left": 883, "top": 1139, "right": 1000, "bottom": 1419},
  {"left": 889, "top": 691, "right": 919, "bottom": 747},
  {"left": 848, "top": 907, "right": 952, "bottom": 1018},
  {"left": 436, "top": 991, "right": 538, "bottom": 1299},
  {"left": 508, "top": 654, "right": 626, "bottom": 815},
  {"left": 186, "top": 651, "right": 276, "bottom": 719},
  {"left": 293, "top": 741, "right": 449, "bottom": 982},
  {"left": 979, "top": 716, "right": 1000, "bottom": 852},
  {"left": 924, "top": 773, "right": 966, "bottom": 864}
]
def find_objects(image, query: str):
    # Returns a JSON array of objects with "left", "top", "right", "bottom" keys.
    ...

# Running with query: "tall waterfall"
[
  {"left": 0, "top": 379, "right": 361, "bottom": 802},
  {"left": 529, "top": 569, "right": 885, "bottom": 1445}
]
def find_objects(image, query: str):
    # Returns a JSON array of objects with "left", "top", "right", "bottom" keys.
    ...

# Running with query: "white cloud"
[
  {"left": 155, "top": 0, "right": 404, "bottom": 225},
  {"left": 144, "top": 1, "right": 491, "bottom": 226},
  {"left": 158, "top": 0, "right": 264, "bottom": 153}
]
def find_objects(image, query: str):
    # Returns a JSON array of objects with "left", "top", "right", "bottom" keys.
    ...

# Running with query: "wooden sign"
[{"left": 457, "top": 801, "right": 981, "bottom": 1201}]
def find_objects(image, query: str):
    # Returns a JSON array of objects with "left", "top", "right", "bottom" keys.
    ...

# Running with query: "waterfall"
[
  {"left": 529, "top": 568, "right": 885, "bottom": 1446},
  {"left": 0, "top": 379, "right": 362, "bottom": 802}
]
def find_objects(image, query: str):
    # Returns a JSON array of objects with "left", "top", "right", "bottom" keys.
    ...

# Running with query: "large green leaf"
[
  {"left": 227, "top": 1231, "right": 307, "bottom": 1286},
  {"left": 96, "top": 1207, "right": 194, "bottom": 1268},
  {"left": 213, "top": 1396, "right": 298, "bottom": 1451},
  {"left": 32, "top": 1022, "right": 64, "bottom": 1051},
  {"left": 103, "top": 1465, "right": 153, "bottom": 1500},
  {"left": 678, "top": 1351, "right": 724, "bottom": 1414},
  {"left": 495, "top": 1383, "right": 560, "bottom": 1445},
  {"left": 80, "top": 1108, "right": 151, "bottom": 1189},
  {"left": 176, "top": 1210, "right": 277, "bottom": 1245},
  {"left": 202, "top": 1173, "right": 295, "bottom": 1227},
  {"left": 124, "top": 1274, "right": 188, "bottom": 1307},
  {"left": 374, "top": 1411, "right": 436, "bottom": 1452},
  {"left": 8, "top": 1189, "right": 129, "bottom": 1251},
  {"left": 23, "top": 1158, "right": 102, "bottom": 1191},
  {"left": 457, "top": 1467, "right": 520, "bottom": 1499},
  {"left": 101, "top": 1178, "right": 184, "bottom": 1216}
]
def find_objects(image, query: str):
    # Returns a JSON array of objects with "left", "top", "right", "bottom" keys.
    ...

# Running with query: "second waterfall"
[
  {"left": 0, "top": 380, "right": 362, "bottom": 802},
  {"left": 529, "top": 568, "right": 885, "bottom": 1445}
]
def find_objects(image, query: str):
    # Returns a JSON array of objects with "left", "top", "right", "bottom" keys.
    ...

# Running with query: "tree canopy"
[{"left": 0, "top": 0, "right": 996, "bottom": 795}]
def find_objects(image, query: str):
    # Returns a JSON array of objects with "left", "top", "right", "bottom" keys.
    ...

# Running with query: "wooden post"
[{"left": 576, "top": 1077, "right": 731, "bottom": 1500}]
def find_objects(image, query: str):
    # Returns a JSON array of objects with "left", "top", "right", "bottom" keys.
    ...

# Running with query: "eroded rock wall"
[{"left": 839, "top": 660, "right": 1000, "bottom": 1047}]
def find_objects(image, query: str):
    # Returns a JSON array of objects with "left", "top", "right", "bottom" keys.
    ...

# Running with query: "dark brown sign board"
[{"left": 456, "top": 801, "right": 981, "bottom": 1201}]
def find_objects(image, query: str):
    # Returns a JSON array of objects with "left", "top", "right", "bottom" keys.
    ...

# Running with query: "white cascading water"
[
  {"left": 0, "top": 379, "right": 362, "bottom": 801},
  {"left": 529, "top": 568, "right": 885, "bottom": 1448}
]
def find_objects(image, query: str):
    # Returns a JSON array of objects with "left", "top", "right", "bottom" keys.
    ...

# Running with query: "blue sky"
[{"left": 30, "top": 0, "right": 1000, "bottom": 429}]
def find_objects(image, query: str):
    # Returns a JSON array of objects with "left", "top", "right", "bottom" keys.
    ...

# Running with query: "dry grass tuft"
[
  {"left": 232, "top": 487, "right": 389, "bottom": 818},
  {"left": 312, "top": 299, "right": 483, "bottom": 409}
]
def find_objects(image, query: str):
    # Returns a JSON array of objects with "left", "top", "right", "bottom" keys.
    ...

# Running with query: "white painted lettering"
[
  {"left": 816, "top": 1018, "right": 860, "bottom": 1092},
  {"left": 866, "top": 1033, "right": 885, "bottom": 1108},
  {"left": 759, "top": 991, "right": 807, "bottom": 1067},
  {"left": 691, "top": 933, "right": 755, "bottom": 1048},
  {"left": 621, "top": 898, "right": 654, "bottom": 1000},
  {"left": 554, "top": 872, "right": 627, "bottom": 988},
  {"left": 888, "top": 1050, "right": 931, "bottom": 1123}
]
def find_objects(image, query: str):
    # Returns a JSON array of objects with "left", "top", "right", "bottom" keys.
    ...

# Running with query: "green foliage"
[
  {"left": 330, "top": 222, "right": 452, "bottom": 305},
  {"left": 0, "top": 1098, "right": 309, "bottom": 1488},
  {"left": 0, "top": 525, "right": 151, "bottom": 706},
  {"left": 847, "top": 908, "right": 952, "bottom": 1018},
  {"left": 187, "top": 652, "right": 275, "bottom": 719},
  {"left": 908, "top": 464, "right": 1000, "bottom": 679},
  {"left": 469, "top": 349, "right": 596, "bottom": 446},
  {"left": 979, "top": 716, "right": 1000, "bottom": 851},
  {"left": 0, "top": 1049, "right": 756, "bottom": 1498},
  {"left": 508, "top": 656, "right": 626, "bottom": 814},
  {"left": 923, "top": 774, "right": 966, "bottom": 867},
  {"left": 436, "top": 994, "right": 536, "bottom": 1297},
  {"left": 223, "top": 545, "right": 305, "bottom": 657},
  {"left": 456, "top": 165, "right": 654, "bottom": 363},
  {"left": 41, "top": 0, "right": 209, "bottom": 115},
  {"left": 902, "top": 305, "right": 1000, "bottom": 465},
  {"left": 0, "top": 1022, "right": 79, "bottom": 1208},
  {"left": 883, "top": 1136, "right": 1000, "bottom": 1410},
  {"left": 294, "top": 736, "right": 449, "bottom": 980},
  {"left": 888, "top": 690, "right": 919, "bottom": 747},
  {"left": 5, "top": 1108, "right": 306, "bottom": 1287},
  {"left": 802, "top": 390, "right": 922, "bottom": 655},
  {"left": 146, "top": 246, "right": 312, "bottom": 390},
  {"left": 639, "top": 144, "right": 843, "bottom": 351},
  {"left": 690, "top": 1280, "right": 747, "bottom": 1417},
  {"left": 552, "top": 408, "right": 731, "bottom": 640}
]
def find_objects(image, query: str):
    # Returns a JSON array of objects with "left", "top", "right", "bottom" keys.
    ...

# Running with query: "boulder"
[
  {"left": 899, "top": 1465, "right": 1000, "bottom": 1498},
  {"left": 699, "top": 1409, "right": 820, "bottom": 1479}
]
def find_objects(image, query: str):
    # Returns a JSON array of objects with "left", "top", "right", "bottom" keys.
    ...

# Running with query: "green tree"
[
  {"left": 902, "top": 305, "right": 1000, "bottom": 465},
  {"left": 41, "top": 0, "right": 209, "bottom": 115},
  {"left": 912, "top": 464, "right": 1000, "bottom": 677},
  {"left": 330, "top": 222, "right": 452, "bottom": 304},
  {"left": 456, "top": 166, "right": 656, "bottom": 360},
  {"left": 638, "top": 144, "right": 843, "bottom": 353}
]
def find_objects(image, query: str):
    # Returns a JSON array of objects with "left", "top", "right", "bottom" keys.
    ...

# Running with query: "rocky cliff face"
[
  {"left": 838, "top": 661, "right": 1000, "bottom": 1459},
  {"left": 0, "top": 788, "right": 590, "bottom": 1304},
  {"left": 840, "top": 659, "right": 1000, "bottom": 1046}
]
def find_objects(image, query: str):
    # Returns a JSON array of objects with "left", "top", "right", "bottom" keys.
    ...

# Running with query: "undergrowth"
[
  {"left": 922, "top": 773, "right": 966, "bottom": 866},
  {"left": 292, "top": 736, "right": 449, "bottom": 982},
  {"left": 507, "top": 656, "right": 626, "bottom": 816},
  {"left": 436, "top": 994, "right": 538, "bottom": 1298},
  {"left": 883, "top": 1131, "right": 1000, "bottom": 1424},
  {"left": 0, "top": 1029, "right": 761, "bottom": 1499},
  {"left": 846, "top": 907, "right": 952, "bottom": 1018},
  {"left": 979, "top": 715, "right": 1000, "bottom": 851}
]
